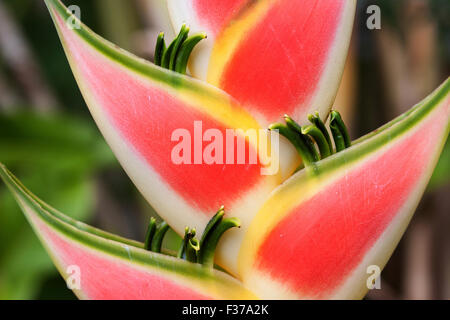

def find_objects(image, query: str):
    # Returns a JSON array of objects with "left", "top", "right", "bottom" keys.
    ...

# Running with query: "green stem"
[
  {"left": 144, "top": 217, "right": 156, "bottom": 250},
  {"left": 200, "top": 206, "right": 224, "bottom": 248},
  {"left": 284, "top": 116, "right": 320, "bottom": 162},
  {"left": 169, "top": 24, "right": 189, "bottom": 71},
  {"left": 330, "top": 111, "right": 351, "bottom": 148},
  {"left": 186, "top": 237, "right": 200, "bottom": 263},
  {"left": 330, "top": 120, "right": 346, "bottom": 152},
  {"left": 154, "top": 32, "right": 166, "bottom": 67},
  {"left": 303, "top": 134, "right": 320, "bottom": 162},
  {"left": 177, "top": 227, "right": 190, "bottom": 259},
  {"left": 161, "top": 24, "right": 189, "bottom": 69},
  {"left": 301, "top": 125, "right": 331, "bottom": 159},
  {"left": 179, "top": 228, "right": 196, "bottom": 261},
  {"left": 150, "top": 222, "right": 170, "bottom": 253},
  {"left": 269, "top": 123, "right": 315, "bottom": 167},
  {"left": 175, "top": 33, "right": 207, "bottom": 74},
  {"left": 308, "top": 113, "right": 333, "bottom": 152},
  {"left": 161, "top": 41, "right": 175, "bottom": 69},
  {"left": 198, "top": 218, "right": 240, "bottom": 268}
]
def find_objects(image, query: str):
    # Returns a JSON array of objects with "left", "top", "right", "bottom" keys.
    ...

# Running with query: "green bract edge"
[
  {"left": 44, "top": 0, "right": 228, "bottom": 102},
  {"left": 6, "top": 167, "right": 144, "bottom": 249},
  {"left": 0, "top": 163, "right": 244, "bottom": 285},
  {"left": 353, "top": 78, "right": 449, "bottom": 146},
  {"left": 294, "top": 78, "right": 449, "bottom": 185}
]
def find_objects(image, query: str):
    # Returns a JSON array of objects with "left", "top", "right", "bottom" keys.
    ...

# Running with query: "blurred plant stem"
[
  {"left": 372, "top": 0, "right": 449, "bottom": 299},
  {"left": 0, "top": 69, "right": 19, "bottom": 109},
  {"left": 376, "top": 0, "right": 440, "bottom": 116},
  {"left": 0, "top": 1, "right": 58, "bottom": 111},
  {"left": 135, "top": 0, "right": 174, "bottom": 38},
  {"left": 132, "top": 0, "right": 175, "bottom": 61},
  {"left": 431, "top": 186, "right": 450, "bottom": 299},
  {"left": 94, "top": 0, "right": 139, "bottom": 52},
  {"left": 334, "top": 33, "right": 358, "bottom": 138},
  {"left": 403, "top": 217, "right": 433, "bottom": 299},
  {"left": 94, "top": 178, "right": 143, "bottom": 240}
]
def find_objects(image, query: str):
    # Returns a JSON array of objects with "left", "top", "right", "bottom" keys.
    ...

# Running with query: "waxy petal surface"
[
  {"left": 0, "top": 164, "right": 257, "bottom": 300},
  {"left": 168, "top": 0, "right": 356, "bottom": 125},
  {"left": 45, "top": 0, "right": 281, "bottom": 272},
  {"left": 238, "top": 79, "right": 450, "bottom": 299}
]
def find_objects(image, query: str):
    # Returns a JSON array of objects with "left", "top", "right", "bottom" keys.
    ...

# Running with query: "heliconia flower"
[
  {"left": 167, "top": 0, "right": 356, "bottom": 125},
  {"left": 1, "top": 0, "right": 449, "bottom": 300}
]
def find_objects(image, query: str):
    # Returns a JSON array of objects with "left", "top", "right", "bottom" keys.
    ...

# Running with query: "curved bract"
[
  {"left": 44, "top": 0, "right": 284, "bottom": 273},
  {"left": 168, "top": 0, "right": 356, "bottom": 125},
  {"left": 239, "top": 80, "right": 450, "bottom": 299},
  {"left": 0, "top": 164, "right": 257, "bottom": 300}
]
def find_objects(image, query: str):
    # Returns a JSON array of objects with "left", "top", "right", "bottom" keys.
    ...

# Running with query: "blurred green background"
[{"left": 0, "top": 0, "right": 448, "bottom": 299}]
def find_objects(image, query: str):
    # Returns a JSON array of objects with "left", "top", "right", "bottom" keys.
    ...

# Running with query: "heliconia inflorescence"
[{"left": 0, "top": 0, "right": 448, "bottom": 300}]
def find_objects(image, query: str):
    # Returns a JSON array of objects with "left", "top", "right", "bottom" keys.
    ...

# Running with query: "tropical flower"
[{"left": 1, "top": 0, "right": 449, "bottom": 300}]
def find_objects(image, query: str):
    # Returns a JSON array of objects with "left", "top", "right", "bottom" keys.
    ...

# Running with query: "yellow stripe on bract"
[
  {"left": 177, "top": 86, "right": 286, "bottom": 183},
  {"left": 175, "top": 85, "right": 286, "bottom": 183},
  {"left": 177, "top": 85, "right": 261, "bottom": 132},
  {"left": 207, "top": 0, "right": 274, "bottom": 86}
]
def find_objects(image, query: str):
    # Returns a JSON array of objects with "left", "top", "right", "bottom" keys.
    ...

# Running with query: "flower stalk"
[
  {"left": 271, "top": 110, "right": 352, "bottom": 170},
  {"left": 154, "top": 24, "right": 206, "bottom": 75}
]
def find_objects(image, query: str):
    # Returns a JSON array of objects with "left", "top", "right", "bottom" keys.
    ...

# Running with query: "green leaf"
[{"left": 0, "top": 111, "right": 116, "bottom": 299}]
